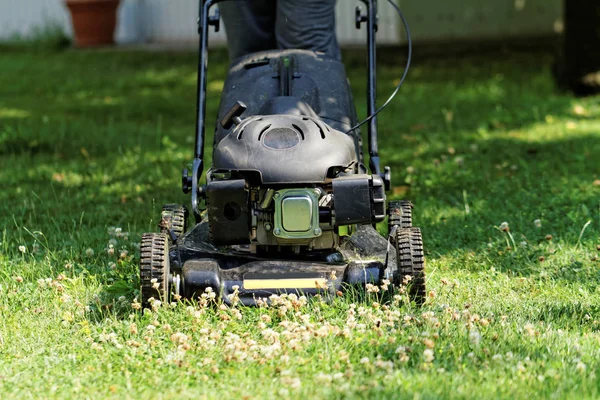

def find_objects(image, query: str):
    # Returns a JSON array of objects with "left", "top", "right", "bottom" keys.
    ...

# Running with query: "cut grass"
[{"left": 1, "top": 46, "right": 599, "bottom": 399}]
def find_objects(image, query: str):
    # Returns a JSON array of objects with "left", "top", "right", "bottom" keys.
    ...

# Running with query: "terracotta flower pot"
[{"left": 65, "top": 0, "right": 120, "bottom": 47}]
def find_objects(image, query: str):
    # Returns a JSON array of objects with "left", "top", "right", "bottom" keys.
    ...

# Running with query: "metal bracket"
[
  {"left": 355, "top": 5, "right": 378, "bottom": 31},
  {"left": 355, "top": 6, "right": 367, "bottom": 29},
  {"left": 208, "top": 7, "right": 220, "bottom": 32}
]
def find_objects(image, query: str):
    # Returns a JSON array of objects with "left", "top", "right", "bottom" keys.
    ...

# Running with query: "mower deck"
[{"left": 169, "top": 222, "right": 393, "bottom": 305}]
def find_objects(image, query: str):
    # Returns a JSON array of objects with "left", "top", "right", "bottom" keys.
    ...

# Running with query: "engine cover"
[{"left": 212, "top": 115, "right": 357, "bottom": 184}]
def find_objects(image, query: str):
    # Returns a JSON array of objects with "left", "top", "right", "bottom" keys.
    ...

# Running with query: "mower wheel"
[
  {"left": 140, "top": 233, "right": 170, "bottom": 307},
  {"left": 160, "top": 204, "right": 187, "bottom": 242},
  {"left": 388, "top": 200, "right": 412, "bottom": 232},
  {"left": 395, "top": 227, "right": 426, "bottom": 305}
]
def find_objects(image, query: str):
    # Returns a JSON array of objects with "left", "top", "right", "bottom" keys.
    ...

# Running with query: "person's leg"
[
  {"left": 275, "top": 0, "right": 340, "bottom": 60},
  {"left": 220, "top": 0, "right": 277, "bottom": 60}
]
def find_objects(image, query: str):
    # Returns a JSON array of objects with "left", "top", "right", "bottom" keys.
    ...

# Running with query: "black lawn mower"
[{"left": 139, "top": 0, "right": 426, "bottom": 307}]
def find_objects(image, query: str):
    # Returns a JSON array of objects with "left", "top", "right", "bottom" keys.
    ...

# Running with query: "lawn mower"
[{"left": 139, "top": 0, "right": 425, "bottom": 306}]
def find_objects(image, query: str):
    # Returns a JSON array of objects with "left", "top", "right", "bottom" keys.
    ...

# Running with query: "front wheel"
[
  {"left": 395, "top": 227, "right": 426, "bottom": 305},
  {"left": 140, "top": 233, "right": 170, "bottom": 307}
]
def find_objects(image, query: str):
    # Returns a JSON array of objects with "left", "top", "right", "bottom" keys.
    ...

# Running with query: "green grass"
[{"left": 1, "top": 45, "right": 600, "bottom": 399}]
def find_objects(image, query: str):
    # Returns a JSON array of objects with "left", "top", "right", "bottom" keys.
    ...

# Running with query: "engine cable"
[{"left": 345, "top": 0, "right": 412, "bottom": 134}]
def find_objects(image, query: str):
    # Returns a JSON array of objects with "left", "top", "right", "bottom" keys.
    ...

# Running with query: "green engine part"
[{"left": 273, "top": 188, "right": 322, "bottom": 240}]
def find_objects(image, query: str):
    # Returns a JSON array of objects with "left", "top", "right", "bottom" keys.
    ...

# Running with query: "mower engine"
[{"left": 206, "top": 112, "right": 385, "bottom": 251}]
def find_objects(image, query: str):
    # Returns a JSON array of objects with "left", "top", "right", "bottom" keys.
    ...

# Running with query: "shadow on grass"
[{"left": 404, "top": 134, "right": 600, "bottom": 290}]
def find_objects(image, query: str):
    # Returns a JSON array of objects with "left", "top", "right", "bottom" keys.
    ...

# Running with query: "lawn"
[{"left": 1, "top": 44, "right": 599, "bottom": 399}]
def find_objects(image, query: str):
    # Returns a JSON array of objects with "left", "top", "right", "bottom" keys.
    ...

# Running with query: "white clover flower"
[
  {"left": 365, "top": 283, "right": 379, "bottom": 293},
  {"left": 374, "top": 359, "right": 394, "bottom": 370},
  {"left": 18, "top": 245, "right": 26, "bottom": 253},
  {"left": 380, "top": 279, "right": 390, "bottom": 291},
  {"left": 288, "top": 378, "right": 301, "bottom": 389},
  {"left": 91, "top": 342, "right": 102, "bottom": 351},
  {"left": 499, "top": 222, "right": 509, "bottom": 232},
  {"left": 534, "top": 219, "right": 542, "bottom": 228},
  {"left": 423, "top": 349, "right": 435, "bottom": 363},
  {"left": 468, "top": 329, "right": 481, "bottom": 346},
  {"left": 523, "top": 323, "right": 535, "bottom": 336},
  {"left": 85, "top": 248, "right": 94, "bottom": 257}
]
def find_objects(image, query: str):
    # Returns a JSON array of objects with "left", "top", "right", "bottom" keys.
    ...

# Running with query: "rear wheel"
[
  {"left": 140, "top": 233, "right": 170, "bottom": 307},
  {"left": 388, "top": 200, "right": 412, "bottom": 233},
  {"left": 395, "top": 227, "right": 426, "bottom": 305},
  {"left": 160, "top": 204, "right": 187, "bottom": 242}
]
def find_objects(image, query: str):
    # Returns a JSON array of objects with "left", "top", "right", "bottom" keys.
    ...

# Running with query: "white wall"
[
  {"left": 0, "top": 0, "right": 144, "bottom": 44},
  {"left": 0, "top": 0, "right": 70, "bottom": 39}
]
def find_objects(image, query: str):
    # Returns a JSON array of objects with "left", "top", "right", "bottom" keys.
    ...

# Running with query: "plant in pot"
[{"left": 65, "top": 0, "right": 121, "bottom": 47}]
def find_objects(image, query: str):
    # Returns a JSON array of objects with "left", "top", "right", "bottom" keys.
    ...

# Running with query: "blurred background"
[
  {"left": 0, "top": 0, "right": 563, "bottom": 46},
  {"left": 2, "top": 0, "right": 597, "bottom": 93}
]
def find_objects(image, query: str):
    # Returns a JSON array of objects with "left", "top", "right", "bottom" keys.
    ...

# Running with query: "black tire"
[
  {"left": 395, "top": 227, "right": 426, "bottom": 305},
  {"left": 140, "top": 233, "right": 170, "bottom": 307},
  {"left": 388, "top": 200, "right": 413, "bottom": 233},
  {"left": 160, "top": 204, "right": 187, "bottom": 242}
]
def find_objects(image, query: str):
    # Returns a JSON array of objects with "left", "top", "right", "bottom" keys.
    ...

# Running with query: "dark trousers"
[{"left": 220, "top": 0, "right": 340, "bottom": 61}]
